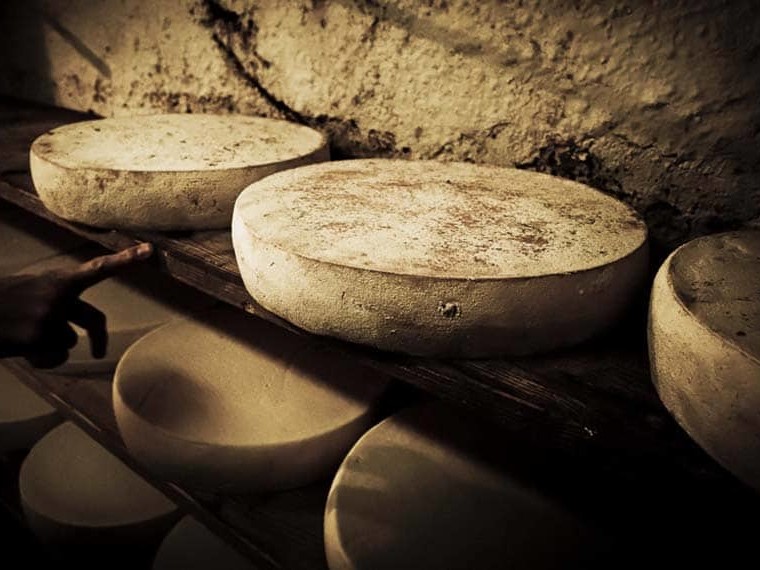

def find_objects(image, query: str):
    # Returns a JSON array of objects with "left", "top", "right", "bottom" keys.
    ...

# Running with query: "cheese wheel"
[
  {"left": 648, "top": 230, "right": 760, "bottom": 490},
  {"left": 113, "top": 307, "right": 390, "bottom": 493},
  {"left": 30, "top": 114, "right": 329, "bottom": 230},
  {"left": 0, "top": 363, "right": 60, "bottom": 453},
  {"left": 0, "top": 205, "right": 84, "bottom": 275},
  {"left": 232, "top": 159, "right": 648, "bottom": 357},
  {"left": 153, "top": 516, "right": 255, "bottom": 570},
  {"left": 39, "top": 256, "right": 217, "bottom": 375},
  {"left": 19, "top": 422, "right": 178, "bottom": 548},
  {"left": 324, "top": 402, "right": 608, "bottom": 569}
]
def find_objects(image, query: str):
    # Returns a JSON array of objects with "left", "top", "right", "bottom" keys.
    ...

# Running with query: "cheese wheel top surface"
[
  {"left": 31, "top": 114, "right": 327, "bottom": 172},
  {"left": 669, "top": 231, "right": 760, "bottom": 359},
  {"left": 325, "top": 403, "right": 602, "bottom": 569},
  {"left": 115, "top": 308, "right": 389, "bottom": 447},
  {"left": 0, "top": 364, "right": 55, "bottom": 423},
  {"left": 21, "top": 422, "right": 176, "bottom": 527},
  {"left": 235, "top": 159, "right": 647, "bottom": 279}
]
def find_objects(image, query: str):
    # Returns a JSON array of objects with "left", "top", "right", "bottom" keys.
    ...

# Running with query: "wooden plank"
[{"left": 2, "top": 359, "right": 328, "bottom": 570}]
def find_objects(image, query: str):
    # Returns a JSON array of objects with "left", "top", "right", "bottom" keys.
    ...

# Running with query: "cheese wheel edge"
[{"left": 648, "top": 249, "right": 760, "bottom": 490}]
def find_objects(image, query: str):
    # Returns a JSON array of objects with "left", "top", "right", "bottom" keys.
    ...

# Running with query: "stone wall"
[{"left": 2, "top": 0, "right": 759, "bottom": 252}]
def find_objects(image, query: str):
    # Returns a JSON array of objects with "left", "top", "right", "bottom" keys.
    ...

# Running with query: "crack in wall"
[
  {"left": 195, "top": 0, "right": 402, "bottom": 158},
  {"left": 199, "top": 0, "right": 271, "bottom": 70},
  {"left": 209, "top": 31, "right": 306, "bottom": 124},
  {"left": 197, "top": 0, "right": 300, "bottom": 122}
]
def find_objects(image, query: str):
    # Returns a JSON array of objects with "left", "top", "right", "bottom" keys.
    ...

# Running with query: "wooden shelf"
[
  {"left": 1, "top": 96, "right": 759, "bottom": 567},
  {"left": 1, "top": 358, "right": 329, "bottom": 569}
]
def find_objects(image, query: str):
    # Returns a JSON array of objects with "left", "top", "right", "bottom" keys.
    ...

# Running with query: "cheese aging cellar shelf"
[{"left": 1, "top": 96, "right": 759, "bottom": 568}]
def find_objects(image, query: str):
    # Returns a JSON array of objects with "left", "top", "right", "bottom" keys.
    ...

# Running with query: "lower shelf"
[
  {"left": 3, "top": 359, "right": 330, "bottom": 570},
  {"left": 5, "top": 356, "right": 760, "bottom": 569}
]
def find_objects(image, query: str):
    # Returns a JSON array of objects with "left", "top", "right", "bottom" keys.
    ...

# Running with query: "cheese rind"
[
  {"left": 324, "top": 402, "right": 606, "bottom": 569},
  {"left": 19, "top": 422, "right": 177, "bottom": 545},
  {"left": 232, "top": 159, "right": 649, "bottom": 357},
  {"left": 648, "top": 231, "right": 760, "bottom": 491},
  {"left": 0, "top": 364, "right": 60, "bottom": 452},
  {"left": 30, "top": 114, "right": 329, "bottom": 230},
  {"left": 113, "top": 308, "right": 390, "bottom": 493}
]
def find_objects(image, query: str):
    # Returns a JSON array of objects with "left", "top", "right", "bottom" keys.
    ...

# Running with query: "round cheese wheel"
[
  {"left": 0, "top": 205, "right": 85, "bottom": 275},
  {"left": 232, "top": 159, "right": 648, "bottom": 357},
  {"left": 19, "top": 422, "right": 178, "bottom": 547},
  {"left": 153, "top": 516, "right": 255, "bottom": 570},
  {"left": 45, "top": 258, "right": 217, "bottom": 375},
  {"left": 30, "top": 114, "right": 329, "bottom": 230},
  {"left": 113, "top": 307, "right": 391, "bottom": 493},
  {"left": 324, "top": 402, "right": 608, "bottom": 569},
  {"left": 648, "top": 230, "right": 760, "bottom": 491},
  {"left": 0, "top": 363, "right": 60, "bottom": 453}
]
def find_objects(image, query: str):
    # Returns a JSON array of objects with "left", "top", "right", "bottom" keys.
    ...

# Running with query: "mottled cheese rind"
[
  {"left": 649, "top": 231, "right": 760, "bottom": 491},
  {"left": 233, "top": 159, "right": 649, "bottom": 357},
  {"left": 30, "top": 114, "right": 329, "bottom": 230}
]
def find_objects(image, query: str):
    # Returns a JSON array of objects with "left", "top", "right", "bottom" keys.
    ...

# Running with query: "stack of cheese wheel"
[
  {"left": 0, "top": 364, "right": 59, "bottom": 453},
  {"left": 30, "top": 254, "right": 217, "bottom": 375},
  {"left": 30, "top": 114, "right": 329, "bottom": 230},
  {"left": 649, "top": 230, "right": 760, "bottom": 491},
  {"left": 113, "top": 307, "right": 390, "bottom": 493},
  {"left": 232, "top": 159, "right": 649, "bottom": 358},
  {"left": 153, "top": 516, "right": 255, "bottom": 570},
  {"left": 0, "top": 203, "right": 84, "bottom": 275},
  {"left": 20, "top": 422, "right": 178, "bottom": 558},
  {"left": 324, "top": 402, "right": 610, "bottom": 569}
]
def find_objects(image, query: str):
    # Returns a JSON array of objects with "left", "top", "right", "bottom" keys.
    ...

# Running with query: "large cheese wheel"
[
  {"left": 0, "top": 204, "right": 84, "bottom": 275},
  {"left": 648, "top": 230, "right": 760, "bottom": 491},
  {"left": 324, "top": 402, "right": 609, "bottom": 569},
  {"left": 153, "top": 516, "right": 255, "bottom": 570},
  {"left": 19, "top": 422, "right": 178, "bottom": 549},
  {"left": 113, "top": 307, "right": 390, "bottom": 493},
  {"left": 32, "top": 255, "right": 217, "bottom": 375},
  {"left": 30, "top": 114, "right": 329, "bottom": 230},
  {"left": 0, "top": 363, "right": 60, "bottom": 453},
  {"left": 232, "top": 159, "right": 648, "bottom": 357}
]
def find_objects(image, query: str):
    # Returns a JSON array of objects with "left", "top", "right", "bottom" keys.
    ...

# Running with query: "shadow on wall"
[{"left": 0, "top": 1, "right": 54, "bottom": 104}]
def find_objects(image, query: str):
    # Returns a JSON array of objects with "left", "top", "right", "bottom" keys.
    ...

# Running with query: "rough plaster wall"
[{"left": 1, "top": 0, "right": 759, "bottom": 252}]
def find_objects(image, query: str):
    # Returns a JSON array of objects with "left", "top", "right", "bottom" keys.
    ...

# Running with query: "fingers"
[
  {"left": 67, "top": 299, "right": 108, "bottom": 359},
  {"left": 61, "top": 243, "right": 154, "bottom": 294},
  {"left": 24, "top": 323, "right": 78, "bottom": 369}
]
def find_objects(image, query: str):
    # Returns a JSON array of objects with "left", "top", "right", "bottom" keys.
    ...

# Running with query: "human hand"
[{"left": 0, "top": 243, "right": 154, "bottom": 368}]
